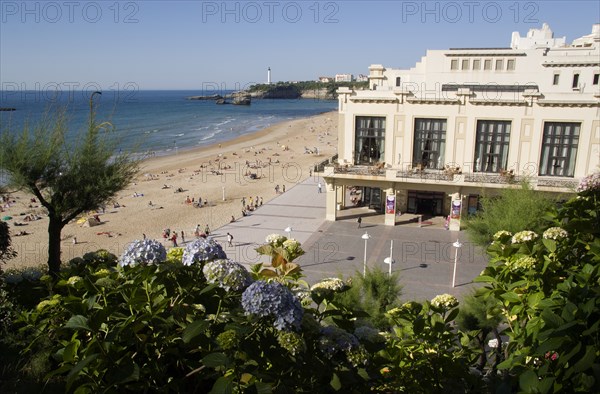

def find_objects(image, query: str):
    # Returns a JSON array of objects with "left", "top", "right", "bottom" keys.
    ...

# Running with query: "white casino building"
[{"left": 323, "top": 24, "right": 600, "bottom": 229}]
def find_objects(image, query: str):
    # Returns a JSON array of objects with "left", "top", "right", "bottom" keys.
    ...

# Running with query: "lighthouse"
[{"left": 267, "top": 67, "right": 272, "bottom": 85}]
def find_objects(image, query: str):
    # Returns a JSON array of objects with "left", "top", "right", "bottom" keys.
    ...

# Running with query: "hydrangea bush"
[
  {"left": 475, "top": 176, "right": 600, "bottom": 392},
  {"left": 241, "top": 280, "right": 303, "bottom": 331},
  {"left": 202, "top": 259, "right": 253, "bottom": 291}
]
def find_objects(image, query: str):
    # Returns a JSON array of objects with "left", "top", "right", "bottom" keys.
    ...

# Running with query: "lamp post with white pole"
[
  {"left": 284, "top": 226, "right": 293, "bottom": 239},
  {"left": 384, "top": 239, "right": 394, "bottom": 277},
  {"left": 452, "top": 239, "right": 463, "bottom": 287},
  {"left": 362, "top": 232, "right": 371, "bottom": 277}
]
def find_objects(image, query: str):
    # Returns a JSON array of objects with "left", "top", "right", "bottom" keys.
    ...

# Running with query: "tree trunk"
[{"left": 47, "top": 215, "right": 63, "bottom": 277}]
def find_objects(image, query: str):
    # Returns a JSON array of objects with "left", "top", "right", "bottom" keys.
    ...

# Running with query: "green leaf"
[
  {"left": 542, "top": 238, "right": 557, "bottom": 252},
  {"left": 567, "top": 345, "right": 595, "bottom": 377},
  {"left": 182, "top": 320, "right": 209, "bottom": 343},
  {"left": 63, "top": 339, "right": 80, "bottom": 363},
  {"left": 202, "top": 352, "right": 230, "bottom": 368},
  {"left": 254, "top": 381, "right": 273, "bottom": 394},
  {"left": 65, "top": 315, "right": 91, "bottom": 331},
  {"left": 541, "top": 309, "right": 564, "bottom": 328},
  {"left": 330, "top": 372, "right": 342, "bottom": 391},
  {"left": 66, "top": 354, "right": 99, "bottom": 390},
  {"left": 445, "top": 307, "right": 459, "bottom": 323},
  {"left": 209, "top": 375, "right": 234, "bottom": 394},
  {"left": 107, "top": 361, "right": 140, "bottom": 385},
  {"left": 500, "top": 292, "right": 521, "bottom": 304},
  {"left": 519, "top": 370, "right": 538, "bottom": 392},
  {"left": 474, "top": 275, "right": 496, "bottom": 283}
]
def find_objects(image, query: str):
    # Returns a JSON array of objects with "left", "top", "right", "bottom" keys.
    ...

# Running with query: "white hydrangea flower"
[
  {"left": 265, "top": 233, "right": 286, "bottom": 246},
  {"left": 511, "top": 231, "right": 538, "bottom": 244},
  {"left": 431, "top": 294, "right": 459, "bottom": 310},
  {"left": 506, "top": 256, "right": 537, "bottom": 272},
  {"left": 493, "top": 230, "right": 513, "bottom": 241},
  {"left": 543, "top": 227, "right": 568, "bottom": 241},
  {"left": 311, "top": 278, "right": 349, "bottom": 292}
]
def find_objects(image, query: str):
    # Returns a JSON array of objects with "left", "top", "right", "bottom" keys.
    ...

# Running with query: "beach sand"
[{"left": 3, "top": 111, "right": 338, "bottom": 269}]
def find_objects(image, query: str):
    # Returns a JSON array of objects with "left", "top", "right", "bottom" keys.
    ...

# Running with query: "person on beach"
[
  {"left": 241, "top": 197, "right": 245, "bottom": 207},
  {"left": 72, "top": 237, "right": 77, "bottom": 245},
  {"left": 282, "top": 185, "right": 286, "bottom": 193},
  {"left": 227, "top": 232, "right": 233, "bottom": 247},
  {"left": 230, "top": 215, "right": 236, "bottom": 223},
  {"left": 181, "top": 230, "right": 185, "bottom": 243},
  {"left": 171, "top": 232, "right": 178, "bottom": 247},
  {"left": 205, "top": 224, "right": 210, "bottom": 236},
  {"left": 194, "top": 225, "right": 201, "bottom": 237},
  {"left": 317, "top": 183, "right": 322, "bottom": 193},
  {"left": 275, "top": 185, "right": 280, "bottom": 194}
]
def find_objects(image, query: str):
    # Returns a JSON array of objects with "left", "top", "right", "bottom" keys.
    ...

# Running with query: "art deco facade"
[{"left": 323, "top": 24, "right": 600, "bottom": 229}]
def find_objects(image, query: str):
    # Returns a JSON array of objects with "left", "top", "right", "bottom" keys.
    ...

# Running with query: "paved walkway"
[{"left": 215, "top": 176, "right": 490, "bottom": 302}]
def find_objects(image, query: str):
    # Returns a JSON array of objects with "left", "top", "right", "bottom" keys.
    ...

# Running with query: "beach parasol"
[{"left": 2, "top": 216, "right": 12, "bottom": 220}]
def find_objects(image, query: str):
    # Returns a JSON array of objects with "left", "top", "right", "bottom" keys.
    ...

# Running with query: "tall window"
[
  {"left": 572, "top": 73, "right": 580, "bottom": 88},
  {"left": 395, "top": 77, "right": 401, "bottom": 87},
  {"left": 412, "top": 119, "right": 446, "bottom": 169},
  {"left": 506, "top": 59, "right": 515, "bottom": 70},
  {"left": 355, "top": 117, "right": 386, "bottom": 165},
  {"left": 593, "top": 73, "right": 599, "bottom": 85},
  {"left": 474, "top": 120, "right": 511, "bottom": 173},
  {"left": 461, "top": 59, "right": 469, "bottom": 70},
  {"left": 539, "top": 122, "right": 580, "bottom": 177},
  {"left": 484, "top": 59, "right": 492, "bottom": 70},
  {"left": 473, "top": 59, "right": 481, "bottom": 70},
  {"left": 553, "top": 74, "right": 560, "bottom": 85},
  {"left": 451, "top": 60, "right": 458, "bottom": 70}
]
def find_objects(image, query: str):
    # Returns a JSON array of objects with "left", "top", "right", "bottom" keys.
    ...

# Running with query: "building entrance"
[
  {"left": 407, "top": 191, "right": 445, "bottom": 216},
  {"left": 362, "top": 187, "right": 383, "bottom": 212}
]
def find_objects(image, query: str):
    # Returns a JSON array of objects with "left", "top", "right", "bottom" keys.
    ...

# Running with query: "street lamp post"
[
  {"left": 361, "top": 232, "right": 371, "bottom": 277},
  {"left": 384, "top": 239, "right": 394, "bottom": 277},
  {"left": 452, "top": 239, "right": 463, "bottom": 287},
  {"left": 284, "top": 226, "right": 292, "bottom": 239}
]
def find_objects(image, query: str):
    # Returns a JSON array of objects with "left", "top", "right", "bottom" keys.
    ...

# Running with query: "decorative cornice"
[{"left": 542, "top": 61, "right": 600, "bottom": 67}]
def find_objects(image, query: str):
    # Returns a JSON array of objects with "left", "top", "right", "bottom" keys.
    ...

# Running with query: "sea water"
[{"left": 0, "top": 90, "right": 337, "bottom": 156}]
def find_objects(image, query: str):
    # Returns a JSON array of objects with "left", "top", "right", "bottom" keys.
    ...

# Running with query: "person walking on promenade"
[
  {"left": 227, "top": 232, "right": 233, "bottom": 247},
  {"left": 317, "top": 182, "right": 322, "bottom": 193},
  {"left": 357, "top": 216, "right": 362, "bottom": 229},
  {"left": 205, "top": 224, "right": 211, "bottom": 236},
  {"left": 181, "top": 230, "right": 185, "bottom": 244}
]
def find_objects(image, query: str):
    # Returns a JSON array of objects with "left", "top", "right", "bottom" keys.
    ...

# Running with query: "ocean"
[{"left": 0, "top": 90, "right": 337, "bottom": 156}]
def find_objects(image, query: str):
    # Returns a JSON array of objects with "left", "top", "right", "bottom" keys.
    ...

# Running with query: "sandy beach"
[{"left": 3, "top": 111, "right": 338, "bottom": 269}]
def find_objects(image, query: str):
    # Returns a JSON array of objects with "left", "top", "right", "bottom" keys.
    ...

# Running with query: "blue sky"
[{"left": 1, "top": 1, "right": 598, "bottom": 90}]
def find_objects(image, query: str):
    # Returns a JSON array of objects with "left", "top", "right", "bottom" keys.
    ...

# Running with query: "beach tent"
[
  {"left": 2, "top": 216, "right": 12, "bottom": 220},
  {"left": 82, "top": 217, "right": 101, "bottom": 227},
  {"left": 77, "top": 217, "right": 87, "bottom": 224}
]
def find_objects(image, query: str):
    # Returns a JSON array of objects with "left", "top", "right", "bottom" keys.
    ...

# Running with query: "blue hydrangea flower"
[
  {"left": 318, "top": 325, "right": 360, "bottom": 355},
  {"left": 182, "top": 238, "right": 227, "bottom": 266},
  {"left": 241, "top": 280, "right": 304, "bottom": 331},
  {"left": 202, "top": 259, "right": 253, "bottom": 291},
  {"left": 119, "top": 239, "right": 167, "bottom": 267}
]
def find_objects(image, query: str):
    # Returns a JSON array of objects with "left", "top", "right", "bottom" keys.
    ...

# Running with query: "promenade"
[{"left": 215, "top": 176, "right": 490, "bottom": 302}]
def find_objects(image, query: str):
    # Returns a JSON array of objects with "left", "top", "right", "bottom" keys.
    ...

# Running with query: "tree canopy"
[{"left": 0, "top": 109, "right": 139, "bottom": 275}]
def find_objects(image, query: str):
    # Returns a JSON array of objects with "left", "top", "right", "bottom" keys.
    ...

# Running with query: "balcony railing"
[
  {"left": 396, "top": 170, "right": 456, "bottom": 182},
  {"left": 464, "top": 173, "right": 521, "bottom": 184},
  {"left": 537, "top": 177, "right": 578, "bottom": 189},
  {"left": 333, "top": 165, "right": 385, "bottom": 176}
]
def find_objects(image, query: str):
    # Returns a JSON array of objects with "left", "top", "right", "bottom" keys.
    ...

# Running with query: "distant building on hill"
[
  {"left": 319, "top": 77, "right": 332, "bottom": 83},
  {"left": 335, "top": 74, "right": 354, "bottom": 83},
  {"left": 355, "top": 74, "right": 368, "bottom": 82},
  {"left": 323, "top": 23, "right": 600, "bottom": 230}
]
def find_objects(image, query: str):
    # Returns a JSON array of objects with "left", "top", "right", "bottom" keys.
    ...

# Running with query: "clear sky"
[{"left": 1, "top": 0, "right": 598, "bottom": 91}]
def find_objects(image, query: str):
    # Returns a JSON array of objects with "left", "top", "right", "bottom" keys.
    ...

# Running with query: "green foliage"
[
  {"left": 333, "top": 267, "right": 402, "bottom": 329},
  {"left": 247, "top": 81, "right": 369, "bottom": 99},
  {"left": 465, "top": 182, "right": 559, "bottom": 246},
  {"left": 0, "top": 221, "right": 17, "bottom": 272},
  {"left": 474, "top": 179, "right": 600, "bottom": 392},
  {"left": 378, "top": 296, "right": 480, "bottom": 393}
]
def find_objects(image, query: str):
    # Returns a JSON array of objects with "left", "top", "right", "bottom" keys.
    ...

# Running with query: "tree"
[
  {"left": 0, "top": 109, "right": 139, "bottom": 276},
  {"left": 0, "top": 221, "right": 17, "bottom": 275},
  {"left": 465, "top": 182, "right": 559, "bottom": 247}
]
